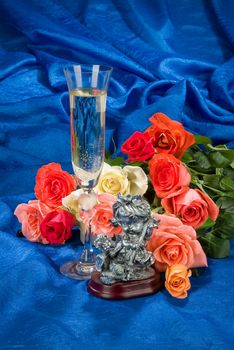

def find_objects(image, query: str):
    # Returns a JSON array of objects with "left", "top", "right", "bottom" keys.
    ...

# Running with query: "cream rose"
[
  {"left": 124, "top": 165, "right": 148, "bottom": 195},
  {"left": 95, "top": 163, "right": 148, "bottom": 196},
  {"left": 62, "top": 189, "right": 97, "bottom": 219}
]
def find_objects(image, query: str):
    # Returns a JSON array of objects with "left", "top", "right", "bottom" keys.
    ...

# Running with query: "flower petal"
[{"left": 124, "top": 165, "right": 148, "bottom": 195}]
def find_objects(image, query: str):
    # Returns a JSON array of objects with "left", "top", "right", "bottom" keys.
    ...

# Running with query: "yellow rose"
[
  {"left": 95, "top": 163, "right": 148, "bottom": 196},
  {"left": 165, "top": 264, "right": 192, "bottom": 299}
]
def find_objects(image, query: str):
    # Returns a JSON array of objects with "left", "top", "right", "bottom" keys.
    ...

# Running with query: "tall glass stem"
[{"left": 80, "top": 220, "right": 95, "bottom": 264}]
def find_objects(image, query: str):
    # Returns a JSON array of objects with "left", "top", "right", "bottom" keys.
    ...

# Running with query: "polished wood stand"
[{"left": 87, "top": 269, "right": 163, "bottom": 300}]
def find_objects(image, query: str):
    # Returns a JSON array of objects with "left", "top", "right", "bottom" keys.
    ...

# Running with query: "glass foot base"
[{"left": 60, "top": 260, "right": 96, "bottom": 280}]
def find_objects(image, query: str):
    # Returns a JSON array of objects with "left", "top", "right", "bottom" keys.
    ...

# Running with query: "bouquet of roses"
[
  {"left": 120, "top": 113, "right": 234, "bottom": 259},
  {"left": 15, "top": 112, "right": 234, "bottom": 299}
]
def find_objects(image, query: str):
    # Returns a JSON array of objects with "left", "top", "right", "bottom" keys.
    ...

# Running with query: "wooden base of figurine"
[{"left": 87, "top": 268, "right": 163, "bottom": 300}]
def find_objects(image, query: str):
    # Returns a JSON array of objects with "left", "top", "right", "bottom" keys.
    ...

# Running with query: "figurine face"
[{"left": 117, "top": 212, "right": 145, "bottom": 235}]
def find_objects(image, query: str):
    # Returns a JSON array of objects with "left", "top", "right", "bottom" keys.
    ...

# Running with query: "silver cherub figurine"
[{"left": 94, "top": 194, "right": 159, "bottom": 285}]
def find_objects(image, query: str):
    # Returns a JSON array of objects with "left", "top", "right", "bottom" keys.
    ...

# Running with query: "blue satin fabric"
[{"left": 0, "top": 1, "right": 234, "bottom": 349}]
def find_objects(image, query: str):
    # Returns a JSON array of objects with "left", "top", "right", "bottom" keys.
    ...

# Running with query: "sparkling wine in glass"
[{"left": 60, "top": 64, "right": 112, "bottom": 280}]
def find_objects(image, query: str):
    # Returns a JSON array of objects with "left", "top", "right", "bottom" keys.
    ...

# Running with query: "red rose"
[
  {"left": 149, "top": 154, "right": 191, "bottom": 198},
  {"left": 146, "top": 113, "right": 195, "bottom": 158},
  {"left": 40, "top": 210, "right": 76, "bottom": 244},
  {"left": 121, "top": 131, "right": 154, "bottom": 162},
  {"left": 35, "top": 163, "right": 76, "bottom": 209},
  {"left": 162, "top": 188, "right": 219, "bottom": 228}
]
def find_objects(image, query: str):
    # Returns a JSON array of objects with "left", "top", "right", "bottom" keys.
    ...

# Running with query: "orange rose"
[
  {"left": 35, "top": 163, "right": 77, "bottom": 209},
  {"left": 165, "top": 264, "right": 192, "bottom": 299},
  {"left": 162, "top": 188, "right": 219, "bottom": 228},
  {"left": 147, "top": 214, "right": 207, "bottom": 272},
  {"left": 146, "top": 113, "right": 195, "bottom": 158},
  {"left": 149, "top": 154, "right": 191, "bottom": 198}
]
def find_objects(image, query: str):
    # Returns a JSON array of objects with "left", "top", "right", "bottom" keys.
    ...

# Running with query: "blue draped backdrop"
[{"left": 0, "top": 0, "right": 234, "bottom": 349}]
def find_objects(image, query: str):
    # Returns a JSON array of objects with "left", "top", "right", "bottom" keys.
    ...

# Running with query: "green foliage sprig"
[{"left": 182, "top": 136, "right": 234, "bottom": 258}]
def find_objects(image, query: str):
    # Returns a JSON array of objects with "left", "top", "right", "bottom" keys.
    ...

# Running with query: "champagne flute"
[{"left": 60, "top": 64, "right": 112, "bottom": 280}]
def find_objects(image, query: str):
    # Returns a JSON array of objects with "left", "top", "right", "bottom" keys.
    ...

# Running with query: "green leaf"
[
  {"left": 220, "top": 150, "right": 234, "bottom": 162},
  {"left": 126, "top": 161, "right": 145, "bottom": 167},
  {"left": 151, "top": 206, "right": 164, "bottom": 214},
  {"left": 194, "top": 135, "right": 212, "bottom": 145},
  {"left": 109, "top": 157, "right": 124, "bottom": 166},
  {"left": 181, "top": 151, "right": 194, "bottom": 164},
  {"left": 216, "top": 197, "right": 234, "bottom": 212},
  {"left": 193, "top": 152, "right": 211, "bottom": 170},
  {"left": 105, "top": 149, "right": 111, "bottom": 161},
  {"left": 191, "top": 268, "right": 206, "bottom": 277},
  {"left": 206, "top": 145, "right": 234, "bottom": 163},
  {"left": 105, "top": 158, "right": 112, "bottom": 165},
  {"left": 200, "top": 218, "right": 216, "bottom": 230},
  {"left": 220, "top": 177, "right": 234, "bottom": 192},
  {"left": 223, "top": 168, "right": 234, "bottom": 180},
  {"left": 196, "top": 218, "right": 216, "bottom": 236},
  {"left": 213, "top": 211, "right": 234, "bottom": 239},
  {"left": 209, "top": 151, "right": 231, "bottom": 168},
  {"left": 203, "top": 174, "right": 222, "bottom": 190},
  {"left": 199, "top": 233, "right": 231, "bottom": 258}
]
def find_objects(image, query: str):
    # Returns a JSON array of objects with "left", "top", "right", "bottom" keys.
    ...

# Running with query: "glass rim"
[{"left": 64, "top": 64, "right": 113, "bottom": 73}]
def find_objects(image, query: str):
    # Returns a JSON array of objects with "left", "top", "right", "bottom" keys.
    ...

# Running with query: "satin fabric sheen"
[{"left": 0, "top": 1, "right": 234, "bottom": 349}]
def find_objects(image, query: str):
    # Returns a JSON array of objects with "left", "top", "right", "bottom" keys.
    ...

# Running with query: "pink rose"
[
  {"left": 14, "top": 200, "right": 51, "bottom": 243},
  {"left": 162, "top": 188, "right": 219, "bottom": 228},
  {"left": 80, "top": 193, "right": 122, "bottom": 237},
  {"left": 147, "top": 214, "right": 207, "bottom": 272}
]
